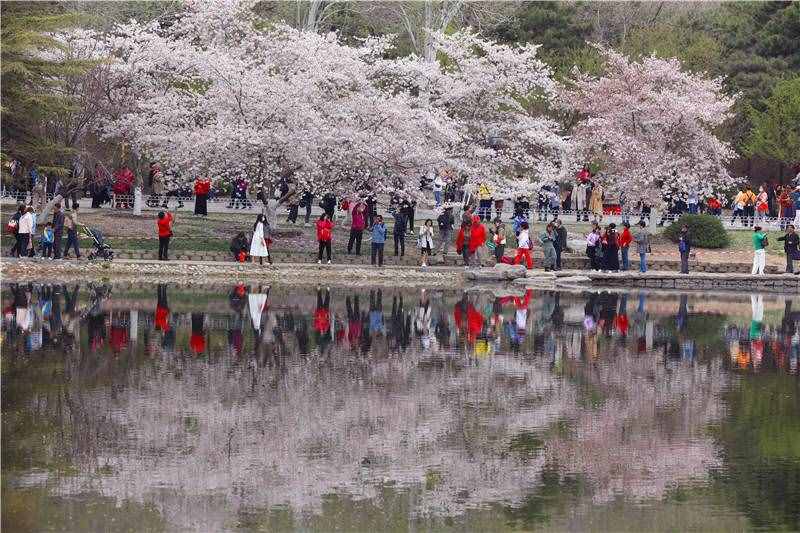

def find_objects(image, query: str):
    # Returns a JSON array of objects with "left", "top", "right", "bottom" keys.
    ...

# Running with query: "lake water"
[{"left": 2, "top": 282, "right": 799, "bottom": 532}]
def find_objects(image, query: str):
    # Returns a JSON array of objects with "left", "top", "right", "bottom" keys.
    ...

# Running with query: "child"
[
  {"left": 41, "top": 222, "right": 54, "bottom": 258},
  {"left": 513, "top": 222, "right": 533, "bottom": 269}
]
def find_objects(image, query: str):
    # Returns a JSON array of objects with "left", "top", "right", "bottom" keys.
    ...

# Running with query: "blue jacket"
[
  {"left": 792, "top": 191, "right": 800, "bottom": 210},
  {"left": 371, "top": 223, "right": 387, "bottom": 244}
]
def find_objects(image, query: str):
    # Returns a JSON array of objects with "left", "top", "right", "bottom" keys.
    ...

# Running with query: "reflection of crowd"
[
  {"left": 725, "top": 296, "right": 800, "bottom": 373},
  {"left": 3, "top": 285, "right": 799, "bottom": 376}
]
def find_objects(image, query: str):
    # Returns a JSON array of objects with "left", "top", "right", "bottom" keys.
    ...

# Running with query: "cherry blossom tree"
[
  {"left": 422, "top": 30, "right": 572, "bottom": 195},
  {"left": 100, "top": 1, "right": 456, "bottom": 200},
  {"left": 561, "top": 46, "right": 739, "bottom": 205},
  {"left": 98, "top": 0, "right": 571, "bottom": 202}
]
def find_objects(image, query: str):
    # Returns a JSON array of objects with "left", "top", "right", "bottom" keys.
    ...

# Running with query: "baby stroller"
[{"left": 81, "top": 225, "right": 114, "bottom": 261}]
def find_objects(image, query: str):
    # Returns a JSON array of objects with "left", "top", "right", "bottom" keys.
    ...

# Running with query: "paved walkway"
[{"left": 3, "top": 193, "right": 797, "bottom": 232}]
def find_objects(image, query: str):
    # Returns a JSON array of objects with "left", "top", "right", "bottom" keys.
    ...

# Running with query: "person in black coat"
[
  {"left": 777, "top": 224, "right": 800, "bottom": 274},
  {"left": 554, "top": 219, "right": 568, "bottom": 270},
  {"left": 678, "top": 225, "right": 692, "bottom": 274},
  {"left": 51, "top": 203, "right": 65, "bottom": 259}
]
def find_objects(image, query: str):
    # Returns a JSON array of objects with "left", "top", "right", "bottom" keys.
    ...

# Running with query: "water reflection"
[{"left": 2, "top": 284, "right": 799, "bottom": 531}]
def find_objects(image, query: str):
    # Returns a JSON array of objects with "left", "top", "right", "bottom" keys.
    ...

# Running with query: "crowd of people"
[
  {"left": 6, "top": 158, "right": 800, "bottom": 275},
  {"left": 7, "top": 202, "right": 81, "bottom": 259}
]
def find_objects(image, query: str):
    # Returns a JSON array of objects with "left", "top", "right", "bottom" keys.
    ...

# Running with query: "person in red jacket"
[
  {"left": 156, "top": 208, "right": 175, "bottom": 260},
  {"left": 113, "top": 167, "right": 134, "bottom": 209},
  {"left": 618, "top": 221, "right": 633, "bottom": 271},
  {"left": 316, "top": 213, "right": 334, "bottom": 264},
  {"left": 193, "top": 177, "right": 211, "bottom": 216},
  {"left": 455, "top": 215, "right": 486, "bottom": 268},
  {"left": 707, "top": 196, "right": 722, "bottom": 217}
]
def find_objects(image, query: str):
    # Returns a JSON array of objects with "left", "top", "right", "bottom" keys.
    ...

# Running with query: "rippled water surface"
[{"left": 2, "top": 283, "right": 799, "bottom": 532}]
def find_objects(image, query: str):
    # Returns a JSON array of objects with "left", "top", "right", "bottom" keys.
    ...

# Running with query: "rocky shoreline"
[{"left": 3, "top": 258, "right": 799, "bottom": 293}]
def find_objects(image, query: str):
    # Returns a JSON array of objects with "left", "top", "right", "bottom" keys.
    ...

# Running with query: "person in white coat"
[
  {"left": 418, "top": 219, "right": 435, "bottom": 267},
  {"left": 250, "top": 214, "right": 272, "bottom": 265},
  {"left": 16, "top": 206, "right": 35, "bottom": 258},
  {"left": 572, "top": 181, "right": 589, "bottom": 221}
]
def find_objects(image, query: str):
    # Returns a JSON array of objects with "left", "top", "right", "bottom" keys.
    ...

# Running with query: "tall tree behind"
[
  {"left": 1, "top": 1, "right": 91, "bottom": 179},
  {"left": 714, "top": 1, "right": 800, "bottom": 149},
  {"left": 744, "top": 77, "right": 800, "bottom": 170}
]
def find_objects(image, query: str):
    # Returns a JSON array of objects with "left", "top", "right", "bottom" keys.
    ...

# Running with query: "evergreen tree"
[
  {"left": 745, "top": 77, "right": 800, "bottom": 168},
  {"left": 1, "top": 1, "right": 91, "bottom": 182},
  {"left": 714, "top": 1, "right": 800, "bottom": 147}
]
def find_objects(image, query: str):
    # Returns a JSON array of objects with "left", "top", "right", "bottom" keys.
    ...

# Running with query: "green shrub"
[{"left": 663, "top": 214, "right": 730, "bottom": 248}]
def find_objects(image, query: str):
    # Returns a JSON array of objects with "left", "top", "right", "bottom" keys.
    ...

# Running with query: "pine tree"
[
  {"left": 1, "top": 1, "right": 92, "bottom": 183},
  {"left": 745, "top": 77, "right": 800, "bottom": 168}
]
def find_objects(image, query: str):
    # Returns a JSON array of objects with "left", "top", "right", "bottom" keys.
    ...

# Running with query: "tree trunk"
[
  {"left": 423, "top": 0, "right": 434, "bottom": 62},
  {"left": 39, "top": 194, "right": 65, "bottom": 226}
]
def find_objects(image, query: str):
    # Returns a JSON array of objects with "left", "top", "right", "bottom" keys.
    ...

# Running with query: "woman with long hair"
[{"left": 250, "top": 214, "right": 272, "bottom": 265}]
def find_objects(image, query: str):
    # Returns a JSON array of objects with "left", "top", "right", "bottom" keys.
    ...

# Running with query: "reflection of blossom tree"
[
  {"left": 54, "top": 351, "right": 573, "bottom": 527},
  {"left": 547, "top": 353, "right": 727, "bottom": 503},
  {"left": 6, "top": 290, "right": 731, "bottom": 531}
]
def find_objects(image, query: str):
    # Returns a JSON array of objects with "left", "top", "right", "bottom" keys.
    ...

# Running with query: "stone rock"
[
  {"left": 464, "top": 264, "right": 527, "bottom": 281},
  {"left": 555, "top": 275, "right": 591, "bottom": 285},
  {"left": 568, "top": 239, "right": 585, "bottom": 252},
  {"left": 525, "top": 270, "right": 557, "bottom": 279},
  {"left": 512, "top": 277, "right": 556, "bottom": 287}
]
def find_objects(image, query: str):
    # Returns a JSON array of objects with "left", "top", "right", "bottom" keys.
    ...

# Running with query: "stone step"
[{"left": 111, "top": 250, "right": 781, "bottom": 274}]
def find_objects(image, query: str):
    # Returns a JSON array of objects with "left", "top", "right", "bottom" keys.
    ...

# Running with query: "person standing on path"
[
  {"left": 755, "top": 186, "right": 769, "bottom": 224},
  {"left": 456, "top": 219, "right": 475, "bottom": 268},
  {"left": 156, "top": 208, "right": 175, "bottom": 261},
  {"left": 41, "top": 222, "right": 54, "bottom": 258},
  {"left": 634, "top": 221, "right": 650, "bottom": 272},
  {"left": 678, "top": 225, "right": 691, "bottom": 274},
  {"left": 602, "top": 223, "right": 620, "bottom": 271},
  {"left": 731, "top": 186, "right": 748, "bottom": 226},
  {"left": 301, "top": 191, "right": 314, "bottom": 226},
  {"left": 433, "top": 174, "right": 444, "bottom": 208},
  {"left": 15, "top": 206, "right": 34, "bottom": 258},
  {"left": 777, "top": 224, "right": 799, "bottom": 274},
  {"left": 618, "top": 221, "right": 632, "bottom": 271},
  {"left": 572, "top": 179, "right": 589, "bottom": 222},
  {"left": 393, "top": 209, "right": 407, "bottom": 257},
  {"left": 347, "top": 202, "right": 366, "bottom": 255},
  {"left": 554, "top": 219, "right": 567, "bottom": 270},
  {"left": 8, "top": 204, "right": 25, "bottom": 257},
  {"left": 478, "top": 183, "right": 492, "bottom": 222},
  {"left": 250, "top": 214, "right": 272, "bottom": 265},
  {"left": 436, "top": 207, "right": 454, "bottom": 264},
  {"left": 491, "top": 220, "right": 507, "bottom": 264},
  {"left": 512, "top": 222, "right": 533, "bottom": 269},
  {"left": 316, "top": 213, "right": 333, "bottom": 264},
  {"left": 589, "top": 182, "right": 604, "bottom": 223},
  {"left": 539, "top": 223, "right": 557, "bottom": 272},
  {"left": 417, "top": 219, "right": 435, "bottom": 267},
  {"left": 62, "top": 205, "right": 81, "bottom": 259},
  {"left": 371, "top": 215, "right": 387, "bottom": 266},
  {"left": 751, "top": 225, "right": 768, "bottom": 275},
  {"left": 51, "top": 203, "right": 65, "bottom": 259},
  {"left": 193, "top": 177, "right": 211, "bottom": 216},
  {"left": 586, "top": 225, "right": 601, "bottom": 270}
]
